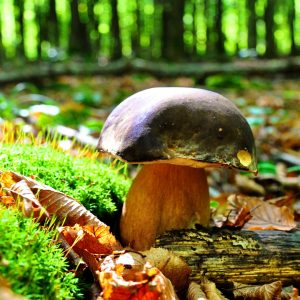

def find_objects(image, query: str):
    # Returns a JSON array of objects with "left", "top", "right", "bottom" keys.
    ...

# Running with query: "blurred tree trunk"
[
  {"left": 204, "top": 0, "right": 214, "bottom": 56},
  {"left": 288, "top": 0, "right": 297, "bottom": 56},
  {"left": 14, "top": 0, "right": 25, "bottom": 58},
  {"left": 110, "top": 0, "right": 122, "bottom": 60},
  {"left": 247, "top": 0, "right": 257, "bottom": 50},
  {"left": 48, "top": 0, "right": 59, "bottom": 48},
  {"left": 35, "top": 3, "right": 48, "bottom": 59},
  {"left": 151, "top": 0, "right": 163, "bottom": 59},
  {"left": 0, "top": 14, "right": 4, "bottom": 62},
  {"left": 215, "top": 0, "right": 226, "bottom": 56},
  {"left": 69, "top": 0, "right": 91, "bottom": 56},
  {"left": 161, "top": 0, "right": 185, "bottom": 61},
  {"left": 87, "top": 0, "right": 100, "bottom": 57},
  {"left": 191, "top": 1, "right": 198, "bottom": 57},
  {"left": 131, "top": 0, "right": 141, "bottom": 58},
  {"left": 264, "top": 0, "right": 276, "bottom": 58}
]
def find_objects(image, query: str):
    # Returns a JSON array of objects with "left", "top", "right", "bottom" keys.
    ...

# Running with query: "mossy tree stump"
[{"left": 155, "top": 229, "right": 300, "bottom": 286}]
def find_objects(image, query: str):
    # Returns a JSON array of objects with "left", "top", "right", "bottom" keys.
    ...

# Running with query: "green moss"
[
  {"left": 0, "top": 206, "right": 80, "bottom": 299},
  {"left": 0, "top": 143, "right": 131, "bottom": 225}
]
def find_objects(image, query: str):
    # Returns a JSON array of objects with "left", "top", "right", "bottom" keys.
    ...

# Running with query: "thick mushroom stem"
[{"left": 120, "top": 163, "right": 210, "bottom": 250}]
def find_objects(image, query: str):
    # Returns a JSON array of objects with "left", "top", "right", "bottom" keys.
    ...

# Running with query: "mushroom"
[{"left": 97, "top": 87, "right": 257, "bottom": 250}]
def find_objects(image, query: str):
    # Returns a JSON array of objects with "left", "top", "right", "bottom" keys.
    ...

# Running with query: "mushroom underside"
[{"left": 120, "top": 163, "right": 210, "bottom": 251}]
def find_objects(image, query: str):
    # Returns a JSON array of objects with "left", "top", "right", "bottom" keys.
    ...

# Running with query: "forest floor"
[{"left": 0, "top": 73, "right": 299, "bottom": 299}]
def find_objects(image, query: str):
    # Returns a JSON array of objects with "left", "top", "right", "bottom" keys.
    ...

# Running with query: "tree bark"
[{"left": 155, "top": 229, "right": 300, "bottom": 286}]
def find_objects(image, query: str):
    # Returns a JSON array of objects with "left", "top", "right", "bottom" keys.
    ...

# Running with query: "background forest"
[{"left": 0, "top": 0, "right": 298, "bottom": 64}]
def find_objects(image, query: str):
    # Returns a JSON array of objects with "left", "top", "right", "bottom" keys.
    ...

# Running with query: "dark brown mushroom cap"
[{"left": 97, "top": 87, "right": 257, "bottom": 172}]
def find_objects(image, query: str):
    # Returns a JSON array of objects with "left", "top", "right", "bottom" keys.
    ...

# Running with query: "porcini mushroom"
[{"left": 97, "top": 87, "right": 257, "bottom": 250}]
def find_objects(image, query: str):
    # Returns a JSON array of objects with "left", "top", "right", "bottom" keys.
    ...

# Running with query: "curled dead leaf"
[
  {"left": 233, "top": 281, "right": 282, "bottom": 300},
  {"left": 142, "top": 247, "right": 191, "bottom": 292},
  {"left": 0, "top": 171, "right": 106, "bottom": 227},
  {"left": 200, "top": 277, "right": 227, "bottom": 300},
  {"left": 187, "top": 282, "right": 207, "bottom": 300},
  {"left": 59, "top": 224, "right": 121, "bottom": 255},
  {"left": 9, "top": 179, "right": 49, "bottom": 219},
  {"left": 233, "top": 195, "right": 296, "bottom": 231}
]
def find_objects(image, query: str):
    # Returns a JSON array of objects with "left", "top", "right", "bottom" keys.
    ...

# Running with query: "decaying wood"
[
  {"left": 1, "top": 56, "right": 300, "bottom": 83},
  {"left": 155, "top": 228, "right": 300, "bottom": 286}
]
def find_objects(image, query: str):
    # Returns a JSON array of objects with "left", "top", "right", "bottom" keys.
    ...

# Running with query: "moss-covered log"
[{"left": 155, "top": 229, "right": 300, "bottom": 286}]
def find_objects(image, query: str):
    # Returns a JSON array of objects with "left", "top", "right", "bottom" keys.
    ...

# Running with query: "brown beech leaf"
[
  {"left": 212, "top": 194, "right": 253, "bottom": 228},
  {"left": 59, "top": 224, "right": 121, "bottom": 277},
  {"left": 200, "top": 277, "right": 228, "bottom": 300},
  {"left": 233, "top": 281, "right": 282, "bottom": 300},
  {"left": 98, "top": 251, "right": 178, "bottom": 300},
  {"left": 234, "top": 195, "right": 296, "bottom": 231},
  {"left": 223, "top": 205, "right": 253, "bottom": 228},
  {"left": 187, "top": 282, "right": 207, "bottom": 300},
  {"left": 141, "top": 247, "right": 191, "bottom": 292},
  {"left": 9, "top": 180, "right": 49, "bottom": 218},
  {"left": 59, "top": 224, "right": 121, "bottom": 255},
  {"left": 1, "top": 171, "right": 105, "bottom": 227}
]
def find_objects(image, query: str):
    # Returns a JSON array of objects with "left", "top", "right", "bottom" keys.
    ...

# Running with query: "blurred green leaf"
[{"left": 258, "top": 161, "right": 277, "bottom": 175}]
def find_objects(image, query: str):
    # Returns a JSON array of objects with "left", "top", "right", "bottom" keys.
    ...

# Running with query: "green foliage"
[
  {"left": 0, "top": 93, "right": 15, "bottom": 120},
  {"left": 0, "top": 143, "right": 131, "bottom": 224},
  {"left": 205, "top": 74, "right": 272, "bottom": 91},
  {"left": 258, "top": 161, "right": 277, "bottom": 175},
  {"left": 205, "top": 74, "right": 248, "bottom": 90},
  {"left": 73, "top": 86, "right": 103, "bottom": 107},
  {"left": 0, "top": 206, "right": 79, "bottom": 300}
]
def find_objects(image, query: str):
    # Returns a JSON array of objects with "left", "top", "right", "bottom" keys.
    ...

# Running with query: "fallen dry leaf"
[
  {"left": 0, "top": 171, "right": 106, "bottom": 227},
  {"left": 59, "top": 224, "right": 122, "bottom": 277},
  {"left": 233, "top": 281, "right": 282, "bottom": 300},
  {"left": 187, "top": 281, "right": 207, "bottom": 300},
  {"left": 98, "top": 251, "right": 178, "bottom": 300},
  {"left": 223, "top": 205, "right": 253, "bottom": 228},
  {"left": 233, "top": 195, "right": 296, "bottom": 231},
  {"left": 200, "top": 277, "right": 227, "bottom": 300},
  {"left": 142, "top": 247, "right": 191, "bottom": 292},
  {"left": 59, "top": 224, "right": 121, "bottom": 255},
  {"left": 9, "top": 179, "right": 49, "bottom": 219}
]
